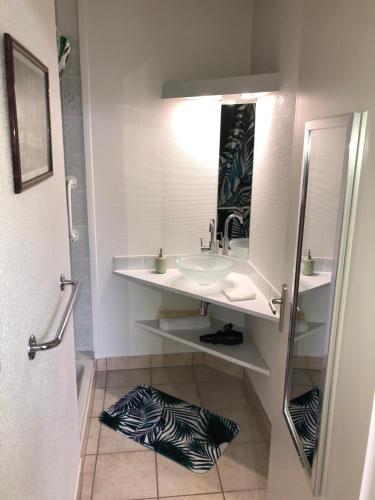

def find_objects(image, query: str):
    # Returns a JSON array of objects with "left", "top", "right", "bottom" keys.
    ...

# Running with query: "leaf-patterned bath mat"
[{"left": 99, "top": 384, "right": 239, "bottom": 473}]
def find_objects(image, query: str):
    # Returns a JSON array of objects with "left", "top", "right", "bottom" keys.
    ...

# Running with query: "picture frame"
[{"left": 4, "top": 33, "right": 53, "bottom": 193}]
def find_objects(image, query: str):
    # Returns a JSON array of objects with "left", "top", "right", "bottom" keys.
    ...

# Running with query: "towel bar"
[{"left": 28, "top": 274, "right": 80, "bottom": 360}]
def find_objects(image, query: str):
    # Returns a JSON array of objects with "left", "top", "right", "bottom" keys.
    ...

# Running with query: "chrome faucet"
[
  {"left": 223, "top": 214, "right": 244, "bottom": 255},
  {"left": 200, "top": 219, "right": 216, "bottom": 253}
]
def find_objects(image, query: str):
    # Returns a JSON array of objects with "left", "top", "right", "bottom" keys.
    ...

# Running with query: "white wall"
[
  {"left": 79, "top": 0, "right": 253, "bottom": 357},
  {"left": 56, "top": 0, "right": 94, "bottom": 352},
  {"left": 360, "top": 392, "right": 375, "bottom": 500},
  {"left": 242, "top": 4, "right": 309, "bottom": 496},
  {"left": 247, "top": 1, "right": 375, "bottom": 500},
  {"left": 0, "top": 0, "right": 80, "bottom": 498},
  {"left": 328, "top": 112, "right": 375, "bottom": 500},
  {"left": 249, "top": 0, "right": 303, "bottom": 289},
  {"left": 288, "top": 2, "right": 375, "bottom": 498},
  {"left": 243, "top": 0, "right": 304, "bottom": 450}
]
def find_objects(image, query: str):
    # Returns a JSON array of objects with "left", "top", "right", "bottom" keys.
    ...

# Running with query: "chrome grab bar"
[
  {"left": 66, "top": 176, "right": 79, "bottom": 242},
  {"left": 269, "top": 283, "right": 288, "bottom": 333},
  {"left": 28, "top": 275, "right": 80, "bottom": 360}
]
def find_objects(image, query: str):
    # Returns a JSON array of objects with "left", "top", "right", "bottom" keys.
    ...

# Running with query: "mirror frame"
[{"left": 283, "top": 112, "right": 366, "bottom": 495}]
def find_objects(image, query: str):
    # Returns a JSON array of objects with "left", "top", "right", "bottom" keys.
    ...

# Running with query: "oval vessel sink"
[{"left": 176, "top": 254, "right": 234, "bottom": 285}]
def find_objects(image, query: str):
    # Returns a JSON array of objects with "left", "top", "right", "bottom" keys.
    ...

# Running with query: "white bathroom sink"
[{"left": 175, "top": 254, "right": 234, "bottom": 285}]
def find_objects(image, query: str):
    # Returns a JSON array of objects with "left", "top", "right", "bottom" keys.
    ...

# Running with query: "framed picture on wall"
[{"left": 4, "top": 33, "right": 53, "bottom": 193}]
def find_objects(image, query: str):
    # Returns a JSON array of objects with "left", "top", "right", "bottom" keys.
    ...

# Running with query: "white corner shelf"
[
  {"left": 162, "top": 72, "right": 280, "bottom": 99},
  {"left": 114, "top": 268, "right": 278, "bottom": 322},
  {"left": 294, "top": 322, "right": 326, "bottom": 342},
  {"left": 136, "top": 319, "right": 270, "bottom": 376},
  {"left": 298, "top": 272, "right": 331, "bottom": 295}
]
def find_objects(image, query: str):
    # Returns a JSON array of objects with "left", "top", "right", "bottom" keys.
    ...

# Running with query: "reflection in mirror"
[
  {"left": 217, "top": 104, "right": 255, "bottom": 259},
  {"left": 284, "top": 113, "right": 366, "bottom": 494}
]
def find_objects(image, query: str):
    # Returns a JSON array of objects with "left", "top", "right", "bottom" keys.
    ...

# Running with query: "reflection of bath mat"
[
  {"left": 289, "top": 387, "right": 320, "bottom": 465},
  {"left": 99, "top": 384, "right": 239, "bottom": 473}
]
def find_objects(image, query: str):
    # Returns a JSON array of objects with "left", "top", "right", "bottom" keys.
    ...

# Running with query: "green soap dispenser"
[
  {"left": 155, "top": 248, "right": 167, "bottom": 274},
  {"left": 301, "top": 250, "right": 315, "bottom": 276}
]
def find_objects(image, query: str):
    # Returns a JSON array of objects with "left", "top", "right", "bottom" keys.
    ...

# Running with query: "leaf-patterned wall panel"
[{"left": 217, "top": 104, "right": 255, "bottom": 238}]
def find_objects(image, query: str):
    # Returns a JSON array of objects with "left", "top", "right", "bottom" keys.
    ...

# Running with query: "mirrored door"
[{"left": 283, "top": 112, "right": 367, "bottom": 494}]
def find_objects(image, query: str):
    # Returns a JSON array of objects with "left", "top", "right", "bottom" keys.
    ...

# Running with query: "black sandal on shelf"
[{"left": 199, "top": 323, "right": 243, "bottom": 345}]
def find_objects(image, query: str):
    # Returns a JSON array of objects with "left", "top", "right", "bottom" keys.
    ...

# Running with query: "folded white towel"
[
  {"left": 159, "top": 316, "right": 211, "bottom": 331},
  {"left": 222, "top": 286, "right": 257, "bottom": 301}
]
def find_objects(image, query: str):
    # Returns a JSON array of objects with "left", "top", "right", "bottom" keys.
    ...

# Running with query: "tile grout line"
[
  {"left": 158, "top": 493, "right": 228, "bottom": 499},
  {"left": 308, "top": 369, "right": 316, "bottom": 386},
  {"left": 223, "top": 487, "right": 268, "bottom": 493},
  {"left": 106, "top": 365, "right": 243, "bottom": 387},
  {"left": 241, "top": 380, "right": 270, "bottom": 444},
  {"left": 88, "top": 371, "right": 107, "bottom": 500},
  {"left": 151, "top": 380, "right": 198, "bottom": 386},
  {"left": 194, "top": 379, "right": 204, "bottom": 408},
  {"left": 154, "top": 451, "right": 160, "bottom": 499},
  {"left": 191, "top": 364, "right": 198, "bottom": 383},
  {"left": 195, "top": 374, "right": 226, "bottom": 497},
  {"left": 215, "top": 462, "right": 225, "bottom": 497},
  {"left": 93, "top": 449, "right": 154, "bottom": 457},
  {"left": 88, "top": 453, "right": 98, "bottom": 500}
]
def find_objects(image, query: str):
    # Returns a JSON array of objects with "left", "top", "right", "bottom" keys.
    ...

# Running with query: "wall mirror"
[
  {"left": 283, "top": 112, "right": 365, "bottom": 494},
  {"left": 216, "top": 103, "right": 255, "bottom": 259}
]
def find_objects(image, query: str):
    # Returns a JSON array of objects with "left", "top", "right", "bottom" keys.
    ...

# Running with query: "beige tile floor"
[
  {"left": 290, "top": 368, "right": 322, "bottom": 399},
  {"left": 80, "top": 365, "right": 269, "bottom": 500}
]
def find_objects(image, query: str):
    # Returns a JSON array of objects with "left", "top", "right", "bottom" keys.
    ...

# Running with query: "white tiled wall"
[
  {"left": 79, "top": 0, "right": 254, "bottom": 358},
  {"left": 56, "top": 0, "right": 93, "bottom": 351}
]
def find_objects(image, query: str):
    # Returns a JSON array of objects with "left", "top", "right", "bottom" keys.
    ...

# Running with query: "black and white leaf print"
[
  {"left": 155, "top": 405, "right": 198, "bottom": 442},
  {"left": 217, "top": 104, "right": 255, "bottom": 239},
  {"left": 100, "top": 385, "right": 161, "bottom": 445},
  {"left": 100, "top": 384, "right": 239, "bottom": 473},
  {"left": 152, "top": 440, "right": 194, "bottom": 469},
  {"left": 289, "top": 387, "right": 320, "bottom": 465},
  {"left": 186, "top": 438, "right": 222, "bottom": 469},
  {"left": 150, "top": 387, "right": 184, "bottom": 406},
  {"left": 200, "top": 412, "right": 239, "bottom": 446}
]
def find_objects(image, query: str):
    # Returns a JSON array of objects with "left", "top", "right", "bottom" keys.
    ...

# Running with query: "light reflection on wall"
[
  {"left": 172, "top": 99, "right": 221, "bottom": 165},
  {"left": 249, "top": 92, "right": 292, "bottom": 287},
  {"left": 253, "top": 94, "right": 277, "bottom": 162}
]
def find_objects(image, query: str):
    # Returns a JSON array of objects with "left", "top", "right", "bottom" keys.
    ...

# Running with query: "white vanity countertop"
[
  {"left": 299, "top": 272, "right": 332, "bottom": 294},
  {"left": 113, "top": 267, "right": 279, "bottom": 322}
]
